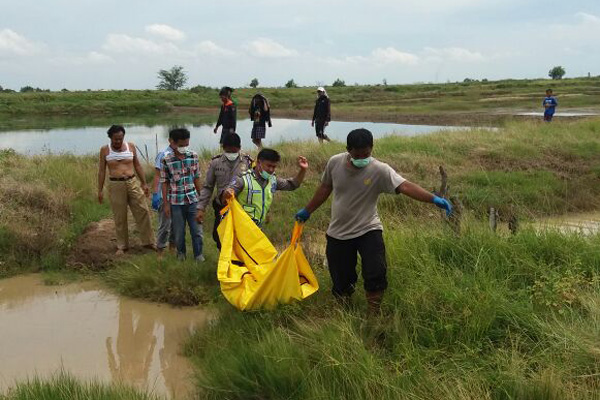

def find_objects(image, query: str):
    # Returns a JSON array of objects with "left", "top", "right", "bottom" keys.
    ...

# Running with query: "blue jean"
[
  {"left": 171, "top": 203, "right": 203, "bottom": 259},
  {"left": 156, "top": 200, "right": 175, "bottom": 249}
]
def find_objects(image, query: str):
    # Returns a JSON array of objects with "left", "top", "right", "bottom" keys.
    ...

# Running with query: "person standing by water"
[
  {"left": 213, "top": 86, "right": 237, "bottom": 144},
  {"left": 249, "top": 93, "right": 272, "bottom": 149},
  {"left": 151, "top": 138, "right": 176, "bottom": 257},
  {"left": 196, "top": 133, "right": 253, "bottom": 249},
  {"left": 161, "top": 128, "right": 205, "bottom": 262},
  {"left": 295, "top": 129, "right": 452, "bottom": 314},
  {"left": 312, "top": 86, "right": 331, "bottom": 143},
  {"left": 98, "top": 125, "right": 155, "bottom": 256},
  {"left": 542, "top": 89, "right": 558, "bottom": 122}
]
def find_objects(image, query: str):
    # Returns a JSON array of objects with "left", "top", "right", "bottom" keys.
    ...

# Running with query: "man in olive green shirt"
[{"left": 197, "top": 133, "right": 253, "bottom": 249}]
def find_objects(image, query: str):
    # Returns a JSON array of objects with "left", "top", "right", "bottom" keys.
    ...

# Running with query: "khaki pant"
[{"left": 108, "top": 177, "right": 154, "bottom": 249}]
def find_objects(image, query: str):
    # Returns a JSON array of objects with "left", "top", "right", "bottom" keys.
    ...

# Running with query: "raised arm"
[{"left": 97, "top": 146, "right": 107, "bottom": 204}]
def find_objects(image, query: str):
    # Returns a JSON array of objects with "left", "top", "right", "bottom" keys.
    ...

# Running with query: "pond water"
[
  {"left": 534, "top": 212, "right": 600, "bottom": 235},
  {"left": 0, "top": 117, "right": 467, "bottom": 156},
  {"left": 0, "top": 275, "right": 209, "bottom": 399}
]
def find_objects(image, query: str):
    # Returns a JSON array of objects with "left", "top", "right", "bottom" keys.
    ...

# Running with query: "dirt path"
[{"left": 67, "top": 219, "right": 152, "bottom": 269}]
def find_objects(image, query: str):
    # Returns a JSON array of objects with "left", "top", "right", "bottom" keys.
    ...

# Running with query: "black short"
[{"left": 325, "top": 230, "right": 388, "bottom": 296}]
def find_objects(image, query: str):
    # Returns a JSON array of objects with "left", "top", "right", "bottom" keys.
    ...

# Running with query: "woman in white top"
[{"left": 98, "top": 125, "right": 155, "bottom": 255}]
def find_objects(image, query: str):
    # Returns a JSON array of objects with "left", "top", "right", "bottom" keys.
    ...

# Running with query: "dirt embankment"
[
  {"left": 173, "top": 106, "right": 514, "bottom": 126},
  {"left": 174, "top": 106, "right": 598, "bottom": 126},
  {"left": 67, "top": 218, "right": 152, "bottom": 269}
]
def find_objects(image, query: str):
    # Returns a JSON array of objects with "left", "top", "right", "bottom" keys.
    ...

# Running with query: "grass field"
[
  {"left": 1, "top": 77, "right": 600, "bottom": 124},
  {"left": 2, "top": 119, "right": 600, "bottom": 399}
]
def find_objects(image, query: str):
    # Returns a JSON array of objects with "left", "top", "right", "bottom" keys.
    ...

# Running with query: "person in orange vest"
[{"left": 213, "top": 86, "right": 237, "bottom": 144}]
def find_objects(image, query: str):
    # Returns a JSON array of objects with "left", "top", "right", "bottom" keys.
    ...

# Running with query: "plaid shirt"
[{"left": 160, "top": 151, "right": 200, "bottom": 205}]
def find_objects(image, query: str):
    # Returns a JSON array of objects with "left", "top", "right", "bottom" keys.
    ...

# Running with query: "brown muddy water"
[{"left": 0, "top": 275, "right": 210, "bottom": 399}]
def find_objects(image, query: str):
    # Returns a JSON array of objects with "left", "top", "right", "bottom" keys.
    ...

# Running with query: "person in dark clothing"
[
  {"left": 312, "top": 87, "right": 331, "bottom": 143},
  {"left": 249, "top": 93, "right": 272, "bottom": 149},
  {"left": 214, "top": 86, "right": 237, "bottom": 144}
]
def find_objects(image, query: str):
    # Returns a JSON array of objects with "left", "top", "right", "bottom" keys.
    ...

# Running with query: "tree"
[
  {"left": 332, "top": 78, "right": 346, "bottom": 87},
  {"left": 20, "top": 86, "right": 35, "bottom": 93},
  {"left": 157, "top": 65, "right": 188, "bottom": 90},
  {"left": 249, "top": 78, "right": 259, "bottom": 88},
  {"left": 285, "top": 79, "right": 298, "bottom": 88},
  {"left": 548, "top": 66, "right": 565, "bottom": 80}
]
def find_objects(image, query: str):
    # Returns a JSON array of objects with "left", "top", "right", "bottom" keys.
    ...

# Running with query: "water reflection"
[
  {"left": 0, "top": 117, "right": 466, "bottom": 156},
  {"left": 0, "top": 275, "right": 208, "bottom": 399}
]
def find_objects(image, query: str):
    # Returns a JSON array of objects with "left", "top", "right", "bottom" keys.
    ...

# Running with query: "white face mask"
[
  {"left": 224, "top": 152, "right": 239, "bottom": 161},
  {"left": 177, "top": 146, "right": 188, "bottom": 153}
]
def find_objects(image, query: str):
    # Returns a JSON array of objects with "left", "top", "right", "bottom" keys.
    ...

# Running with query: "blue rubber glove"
[
  {"left": 151, "top": 192, "right": 161, "bottom": 211},
  {"left": 433, "top": 196, "right": 453, "bottom": 217},
  {"left": 295, "top": 208, "right": 311, "bottom": 222}
]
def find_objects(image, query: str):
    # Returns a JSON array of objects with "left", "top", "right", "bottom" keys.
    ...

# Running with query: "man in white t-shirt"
[{"left": 295, "top": 129, "right": 452, "bottom": 314}]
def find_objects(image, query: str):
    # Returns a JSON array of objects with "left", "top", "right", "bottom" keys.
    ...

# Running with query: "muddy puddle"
[
  {"left": 534, "top": 212, "right": 600, "bottom": 235},
  {"left": 0, "top": 275, "right": 209, "bottom": 399}
]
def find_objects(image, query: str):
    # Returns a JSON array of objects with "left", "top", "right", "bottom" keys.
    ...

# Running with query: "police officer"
[
  {"left": 222, "top": 148, "right": 308, "bottom": 228},
  {"left": 197, "top": 133, "right": 253, "bottom": 249}
]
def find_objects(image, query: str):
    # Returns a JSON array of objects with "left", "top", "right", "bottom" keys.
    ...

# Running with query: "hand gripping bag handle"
[{"left": 290, "top": 222, "right": 304, "bottom": 247}]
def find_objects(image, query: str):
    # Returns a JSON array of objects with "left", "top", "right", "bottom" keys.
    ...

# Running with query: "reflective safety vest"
[{"left": 238, "top": 170, "right": 277, "bottom": 227}]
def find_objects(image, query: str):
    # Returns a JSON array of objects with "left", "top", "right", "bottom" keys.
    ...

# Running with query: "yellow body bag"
[{"left": 216, "top": 199, "right": 319, "bottom": 310}]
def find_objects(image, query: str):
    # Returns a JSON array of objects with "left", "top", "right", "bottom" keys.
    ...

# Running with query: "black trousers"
[
  {"left": 314, "top": 120, "right": 329, "bottom": 139},
  {"left": 212, "top": 198, "right": 226, "bottom": 249},
  {"left": 325, "top": 230, "right": 388, "bottom": 296}
]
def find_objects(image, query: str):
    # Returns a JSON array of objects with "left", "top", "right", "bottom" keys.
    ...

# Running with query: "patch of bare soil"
[{"left": 67, "top": 218, "right": 152, "bottom": 270}]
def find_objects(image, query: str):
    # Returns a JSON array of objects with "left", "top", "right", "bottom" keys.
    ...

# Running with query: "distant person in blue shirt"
[{"left": 543, "top": 89, "right": 558, "bottom": 122}]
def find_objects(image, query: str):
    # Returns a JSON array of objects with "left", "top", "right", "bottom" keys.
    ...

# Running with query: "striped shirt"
[{"left": 160, "top": 151, "right": 200, "bottom": 205}]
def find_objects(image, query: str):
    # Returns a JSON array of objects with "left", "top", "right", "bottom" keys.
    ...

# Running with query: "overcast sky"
[{"left": 1, "top": 0, "right": 599, "bottom": 90}]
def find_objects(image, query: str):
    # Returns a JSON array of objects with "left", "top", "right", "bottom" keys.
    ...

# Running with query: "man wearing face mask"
[
  {"left": 196, "top": 133, "right": 253, "bottom": 249},
  {"left": 161, "top": 128, "right": 205, "bottom": 262},
  {"left": 221, "top": 148, "right": 308, "bottom": 228},
  {"left": 295, "top": 129, "right": 452, "bottom": 314}
]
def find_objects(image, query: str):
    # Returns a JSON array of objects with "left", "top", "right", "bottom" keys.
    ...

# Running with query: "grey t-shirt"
[{"left": 322, "top": 153, "right": 406, "bottom": 240}]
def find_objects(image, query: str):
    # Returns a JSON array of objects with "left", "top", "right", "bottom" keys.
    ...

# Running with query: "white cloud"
[
  {"left": 102, "top": 34, "right": 181, "bottom": 55},
  {"left": 0, "top": 29, "right": 42, "bottom": 56},
  {"left": 145, "top": 24, "right": 186, "bottom": 41},
  {"left": 575, "top": 12, "right": 600, "bottom": 24},
  {"left": 422, "top": 47, "right": 485, "bottom": 62},
  {"left": 49, "top": 51, "right": 115, "bottom": 66},
  {"left": 245, "top": 38, "right": 298, "bottom": 58},
  {"left": 195, "top": 40, "right": 235, "bottom": 57},
  {"left": 371, "top": 47, "right": 419, "bottom": 65}
]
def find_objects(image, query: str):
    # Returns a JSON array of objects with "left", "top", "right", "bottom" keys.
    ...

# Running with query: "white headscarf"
[{"left": 317, "top": 87, "right": 328, "bottom": 97}]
